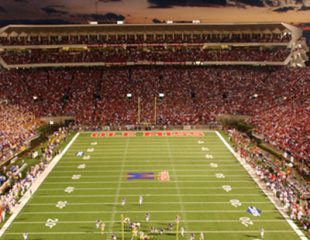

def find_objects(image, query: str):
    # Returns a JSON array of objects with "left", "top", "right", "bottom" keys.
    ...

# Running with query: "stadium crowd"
[
  {"left": 0, "top": 33, "right": 291, "bottom": 46},
  {"left": 229, "top": 129, "right": 309, "bottom": 232},
  {"left": 1, "top": 47, "right": 290, "bottom": 65},
  {"left": 0, "top": 127, "right": 68, "bottom": 218},
  {"left": 0, "top": 102, "right": 40, "bottom": 163},
  {"left": 0, "top": 66, "right": 308, "bottom": 164}
]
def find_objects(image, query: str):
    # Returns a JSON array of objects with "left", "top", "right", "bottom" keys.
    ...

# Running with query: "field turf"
[{"left": 1, "top": 131, "right": 303, "bottom": 240}]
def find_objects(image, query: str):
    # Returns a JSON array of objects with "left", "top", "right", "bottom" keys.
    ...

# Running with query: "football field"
[{"left": 1, "top": 131, "right": 304, "bottom": 240}]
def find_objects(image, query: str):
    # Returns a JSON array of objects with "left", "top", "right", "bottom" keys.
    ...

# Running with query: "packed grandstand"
[{"left": 0, "top": 22, "right": 309, "bottom": 239}]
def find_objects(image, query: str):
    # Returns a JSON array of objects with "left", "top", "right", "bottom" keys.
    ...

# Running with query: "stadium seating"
[
  {"left": 0, "top": 66, "right": 308, "bottom": 164},
  {"left": 0, "top": 47, "right": 290, "bottom": 65},
  {"left": 0, "top": 32, "right": 292, "bottom": 46}
]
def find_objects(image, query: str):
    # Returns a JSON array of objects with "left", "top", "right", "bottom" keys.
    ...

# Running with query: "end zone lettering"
[
  {"left": 143, "top": 131, "right": 204, "bottom": 137},
  {"left": 91, "top": 132, "right": 136, "bottom": 138}
]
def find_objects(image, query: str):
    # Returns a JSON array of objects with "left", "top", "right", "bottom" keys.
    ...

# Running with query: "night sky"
[{"left": 0, "top": 0, "right": 309, "bottom": 25}]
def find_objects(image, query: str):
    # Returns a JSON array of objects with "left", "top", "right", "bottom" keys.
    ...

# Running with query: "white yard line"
[
  {"left": 42, "top": 180, "right": 255, "bottom": 184},
  {"left": 51, "top": 169, "right": 246, "bottom": 172},
  {"left": 47, "top": 174, "right": 249, "bottom": 179},
  {"left": 0, "top": 132, "right": 80, "bottom": 238},
  {"left": 28, "top": 201, "right": 271, "bottom": 206},
  {"left": 20, "top": 210, "right": 279, "bottom": 214},
  {"left": 4, "top": 230, "right": 296, "bottom": 235},
  {"left": 55, "top": 164, "right": 241, "bottom": 167},
  {"left": 13, "top": 219, "right": 287, "bottom": 224},
  {"left": 215, "top": 131, "right": 308, "bottom": 240},
  {"left": 58, "top": 160, "right": 238, "bottom": 163},
  {"left": 38, "top": 186, "right": 256, "bottom": 190},
  {"left": 34, "top": 193, "right": 266, "bottom": 198},
  {"left": 106, "top": 138, "right": 130, "bottom": 239}
]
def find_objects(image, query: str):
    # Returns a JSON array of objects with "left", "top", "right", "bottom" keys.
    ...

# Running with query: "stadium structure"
[
  {"left": 0, "top": 22, "right": 308, "bottom": 68},
  {"left": 0, "top": 22, "right": 309, "bottom": 240}
]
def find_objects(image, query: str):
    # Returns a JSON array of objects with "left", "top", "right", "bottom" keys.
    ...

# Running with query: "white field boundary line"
[
  {"left": 215, "top": 131, "right": 308, "bottom": 240},
  {"left": 5, "top": 230, "right": 296, "bottom": 235},
  {"left": 12, "top": 219, "right": 287, "bottom": 224},
  {"left": 0, "top": 132, "right": 80, "bottom": 238}
]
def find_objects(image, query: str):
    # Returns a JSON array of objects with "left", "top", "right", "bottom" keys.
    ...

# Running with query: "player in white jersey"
[
  {"left": 190, "top": 233, "right": 195, "bottom": 240},
  {"left": 121, "top": 197, "right": 126, "bottom": 206},
  {"left": 260, "top": 227, "right": 265, "bottom": 239},
  {"left": 96, "top": 219, "right": 102, "bottom": 229},
  {"left": 145, "top": 212, "right": 150, "bottom": 222},
  {"left": 180, "top": 226, "right": 185, "bottom": 237},
  {"left": 23, "top": 232, "right": 28, "bottom": 240},
  {"left": 199, "top": 232, "right": 204, "bottom": 240},
  {"left": 139, "top": 195, "right": 143, "bottom": 205}
]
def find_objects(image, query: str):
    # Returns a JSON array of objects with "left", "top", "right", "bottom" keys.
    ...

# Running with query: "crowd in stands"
[
  {"left": 0, "top": 102, "right": 41, "bottom": 163},
  {"left": 229, "top": 129, "right": 309, "bottom": 232},
  {"left": 0, "top": 66, "right": 308, "bottom": 164},
  {"left": 0, "top": 127, "right": 68, "bottom": 219},
  {"left": 0, "top": 33, "right": 291, "bottom": 46},
  {"left": 1, "top": 47, "right": 290, "bottom": 65}
]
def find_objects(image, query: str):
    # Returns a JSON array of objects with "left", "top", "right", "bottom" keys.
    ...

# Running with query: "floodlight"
[
  {"left": 159, "top": 93, "right": 165, "bottom": 98},
  {"left": 127, "top": 93, "right": 132, "bottom": 98},
  {"left": 192, "top": 20, "right": 200, "bottom": 24}
]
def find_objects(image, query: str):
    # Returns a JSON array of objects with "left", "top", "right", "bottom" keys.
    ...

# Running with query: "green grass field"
[{"left": 1, "top": 131, "right": 304, "bottom": 240}]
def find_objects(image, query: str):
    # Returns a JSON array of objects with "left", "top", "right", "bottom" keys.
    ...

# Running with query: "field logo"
[
  {"left": 45, "top": 218, "right": 59, "bottom": 229},
  {"left": 72, "top": 174, "right": 81, "bottom": 180},
  {"left": 215, "top": 173, "right": 225, "bottom": 179},
  {"left": 198, "top": 140, "right": 204, "bottom": 144},
  {"left": 127, "top": 172, "right": 154, "bottom": 180},
  {"left": 91, "top": 142, "right": 97, "bottom": 146},
  {"left": 64, "top": 186, "right": 75, "bottom": 194},
  {"left": 201, "top": 147, "right": 209, "bottom": 151},
  {"left": 230, "top": 199, "right": 242, "bottom": 208},
  {"left": 56, "top": 201, "right": 67, "bottom": 209},
  {"left": 83, "top": 155, "right": 91, "bottom": 160},
  {"left": 205, "top": 154, "right": 213, "bottom": 159},
  {"left": 158, "top": 170, "right": 170, "bottom": 182},
  {"left": 222, "top": 185, "right": 232, "bottom": 192},
  {"left": 77, "top": 164, "right": 86, "bottom": 169},
  {"left": 247, "top": 206, "right": 262, "bottom": 217},
  {"left": 239, "top": 217, "right": 253, "bottom": 227},
  {"left": 209, "top": 163, "right": 218, "bottom": 168},
  {"left": 87, "top": 148, "right": 94, "bottom": 152}
]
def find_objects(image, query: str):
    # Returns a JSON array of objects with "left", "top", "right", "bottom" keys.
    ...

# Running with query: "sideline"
[
  {"left": 0, "top": 132, "right": 80, "bottom": 237},
  {"left": 215, "top": 131, "right": 308, "bottom": 240}
]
